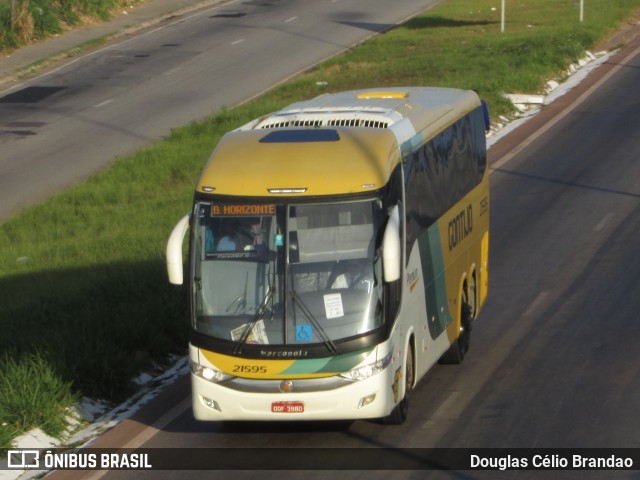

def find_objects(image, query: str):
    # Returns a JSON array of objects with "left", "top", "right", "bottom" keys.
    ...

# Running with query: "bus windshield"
[{"left": 191, "top": 199, "right": 385, "bottom": 348}]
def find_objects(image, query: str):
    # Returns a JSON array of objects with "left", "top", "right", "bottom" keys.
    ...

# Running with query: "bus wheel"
[
  {"left": 384, "top": 344, "right": 414, "bottom": 425},
  {"left": 439, "top": 289, "right": 472, "bottom": 365},
  {"left": 468, "top": 273, "right": 477, "bottom": 320}
]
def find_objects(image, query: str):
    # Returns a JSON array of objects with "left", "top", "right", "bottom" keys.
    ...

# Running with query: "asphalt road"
[
  {"left": 0, "top": 0, "right": 441, "bottom": 220},
  {"left": 43, "top": 34, "right": 640, "bottom": 480}
]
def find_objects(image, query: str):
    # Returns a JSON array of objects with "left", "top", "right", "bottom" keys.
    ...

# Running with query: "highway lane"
[
  {"left": 0, "top": 0, "right": 441, "bottom": 220},
  {"left": 44, "top": 38, "right": 640, "bottom": 480}
]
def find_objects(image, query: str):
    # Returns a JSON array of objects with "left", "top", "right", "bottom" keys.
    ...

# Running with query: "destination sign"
[{"left": 211, "top": 204, "right": 276, "bottom": 216}]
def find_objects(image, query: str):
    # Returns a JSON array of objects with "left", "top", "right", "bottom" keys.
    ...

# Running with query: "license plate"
[{"left": 271, "top": 401, "right": 304, "bottom": 413}]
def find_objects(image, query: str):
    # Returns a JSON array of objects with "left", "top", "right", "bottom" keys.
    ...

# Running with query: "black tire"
[
  {"left": 468, "top": 273, "right": 477, "bottom": 320},
  {"left": 439, "top": 289, "right": 472, "bottom": 365},
  {"left": 384, "top": 344, "right": 414, "bottom": 425}
]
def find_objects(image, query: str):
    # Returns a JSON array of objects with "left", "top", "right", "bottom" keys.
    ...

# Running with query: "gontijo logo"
[{"left": 448, "top": 204, "right": 473, "bottom": 251}]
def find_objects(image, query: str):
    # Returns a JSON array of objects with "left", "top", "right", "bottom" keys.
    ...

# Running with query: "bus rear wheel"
[
  {"left": 384, "top": 344, "right": 414, "bottom": 425},
  {"left": 439, "top": 288, "right": 472, "bottom": 365}
]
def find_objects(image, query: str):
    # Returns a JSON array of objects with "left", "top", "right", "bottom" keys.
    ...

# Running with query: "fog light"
[
  {"left": 358, "top": 394, "right": 376, "bottom": 409},
  {"left": 202, "top": 396, "right": 221, "bottom": 412}
]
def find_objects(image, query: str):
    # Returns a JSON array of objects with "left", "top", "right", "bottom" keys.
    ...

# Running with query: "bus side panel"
[
  {"left": 402, "top": 107, "right": 489, "bottom": 377},
  {"left": 417, "top": 224, "right": 451, "bottom": 341},
  {"left": 480, "top": 230, "right": 490, "bottom": 308},
  {"left": 404, "top": 229, "right": 454, "bottom": 382},
  {"left": 436, "top": 177, "right": 489, "bottom": 344}
]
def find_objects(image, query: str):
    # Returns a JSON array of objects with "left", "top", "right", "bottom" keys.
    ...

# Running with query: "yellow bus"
[{"left": 166, "top": 87, "right": 490, "bottom": 424}]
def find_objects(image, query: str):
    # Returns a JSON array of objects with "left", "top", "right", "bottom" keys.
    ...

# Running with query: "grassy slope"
[
  {"left": 0, "top": 0, "right": 138, "bottom": 51},
  {"left": 1, "top": 0, "right": 639, "bottom": 447}
]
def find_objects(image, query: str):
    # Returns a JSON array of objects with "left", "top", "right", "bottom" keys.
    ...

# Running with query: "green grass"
[
  {"left": 0, "top": 353, "right": 76, "bottom": 438},
  {"left": 0, "top": 0, "right": 142, "bottom": 51},
  {"left": 1, "top": 0, "right": 639, "bottom": 448}
]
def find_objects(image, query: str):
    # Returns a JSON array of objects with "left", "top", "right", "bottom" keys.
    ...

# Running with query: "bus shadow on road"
[{"left": 219, "top": 420, "right": 354, "bottom": 434}]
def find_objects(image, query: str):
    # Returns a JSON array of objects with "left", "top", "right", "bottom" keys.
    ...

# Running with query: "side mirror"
[
  {"left": 382, "top": 205, "right": 401, "bottom": 283},
  {"left": 167, "top": 214, "right": 190, "bottom": 285}
]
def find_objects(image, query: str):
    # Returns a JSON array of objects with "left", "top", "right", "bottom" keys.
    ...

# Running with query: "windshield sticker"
[
  {"left": 212, "top": 204, "right": 275, "bottom": 216},
  {"left": 323, "top": 293, "right": 344, "bottom": 319},
  {"left": 231, "top": 319, "right": 269, "bottom": 344},
  {"left": 295, "top": 325, "right": 313, "bottom": 342},
  {"left": 274, "top": 233, "right": 284, "bottom": 247}
]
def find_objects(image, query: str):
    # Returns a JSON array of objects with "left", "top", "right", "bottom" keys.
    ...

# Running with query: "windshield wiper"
[
  {"left": 232, "top": 289, "right": 273, "bottom": 355},
  {"left": 232, "top": 256, "right": 277, "bottom": 354},
  {"left": 289, "top": 289, "right": 338, "bottom": 354}
]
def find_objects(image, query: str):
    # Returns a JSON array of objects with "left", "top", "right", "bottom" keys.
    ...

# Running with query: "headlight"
[
  {"left": 340, "top": 350, "right": 393, "bottom": 381},
  {"left": 190, "top": 359, "right": 233, "bottom": 383}
]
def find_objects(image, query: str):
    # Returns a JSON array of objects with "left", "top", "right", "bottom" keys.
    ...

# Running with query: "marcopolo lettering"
[
  {"left": 260, "top": 349, "right": 308, "bottom": 358},
  {"left": 448, "top": 204, "right": 473, "bottom": 250}
]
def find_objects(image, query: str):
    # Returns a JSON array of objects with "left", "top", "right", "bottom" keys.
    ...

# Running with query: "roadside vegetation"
[
  {"left": 1, "top": 0, "right": 639, "bottom": 448},
  {"left": 0, "top": 0, "right": 140, "bottom": 52}
]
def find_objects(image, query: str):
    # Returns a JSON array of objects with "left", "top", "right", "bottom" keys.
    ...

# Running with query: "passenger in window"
[{"left": 216, "top": 222, "right": 238, "bottom": 251}]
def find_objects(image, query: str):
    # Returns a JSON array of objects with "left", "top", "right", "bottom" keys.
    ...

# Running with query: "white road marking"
[
  {"left": 422, "top": 391, "right": 460, "bottom": 428},
  {"left": 420, "top": 290, "right": 553, "bottom": 443},
  {"left": 122, "top": 396, "right": 191, "bottom": 449},
  {"left": 523, "top": 291, "right": 549, "bottom": 317},
  {"left": 94, "top": 99, "right": 113, "bottom": 108},
  {"left": 164, "top": 66, "right": 183, "bottom": 76},
  {"left": 83, "top": 396, "right": 191, "bottom": 480},
  {"left": 595, "top": 212, "right": 614, "bottom": 232}
]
